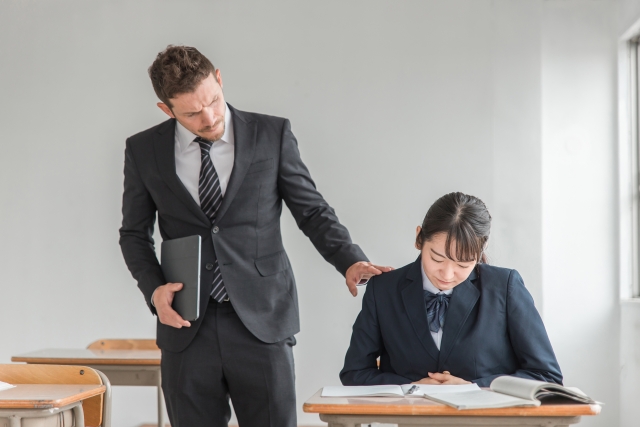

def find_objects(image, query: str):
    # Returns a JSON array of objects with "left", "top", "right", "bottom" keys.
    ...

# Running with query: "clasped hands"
[{"left": 412, "top": 371, "right": 471, "bottom": 385}]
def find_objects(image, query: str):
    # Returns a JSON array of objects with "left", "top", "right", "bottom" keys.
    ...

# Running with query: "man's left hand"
[{"left": 345, "top": 261, "right": 394, "bottom": 296}]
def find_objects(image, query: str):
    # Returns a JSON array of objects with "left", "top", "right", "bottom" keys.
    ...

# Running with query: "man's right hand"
[{"left": 153, "top": 283, "right": 191, "bottom": 329}]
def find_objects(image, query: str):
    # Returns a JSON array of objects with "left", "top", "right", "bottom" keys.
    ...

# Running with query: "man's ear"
[
  {"left": 157, "top": 102, "right": 175, "bottom": 118},
  {"left": 215, "top": 69, "right": 223, "bottom": 89}
]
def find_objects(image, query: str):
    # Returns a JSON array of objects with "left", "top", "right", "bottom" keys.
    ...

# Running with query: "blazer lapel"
[
  {"left": 153, "top": 119, "right": 211, "bottom": 227},
  {"left": 438, "top": 269, "right": 480, "bottom": 367},
  {"left": 401, "top": 258, "right": 440, "bottom": 363},
  {"left": 214, "top": 105, "right": 257, "bottom": 223}
]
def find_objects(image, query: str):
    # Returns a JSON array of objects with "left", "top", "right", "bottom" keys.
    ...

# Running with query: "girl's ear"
[{"left": 415, "top": 226, "right": 422, "bottom": 250}]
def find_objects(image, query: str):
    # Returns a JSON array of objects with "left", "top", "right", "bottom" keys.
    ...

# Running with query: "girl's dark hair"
[{"left": 416, "top": 192, "right": 491, "bottom": 264}]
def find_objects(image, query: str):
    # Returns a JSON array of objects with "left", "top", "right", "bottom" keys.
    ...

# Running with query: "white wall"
[
  {"left": 0, "top": 1, "right": 621, "bottom": 426},
  {"left": 541, "top": 2, "right": 619, "bottom": 427}
]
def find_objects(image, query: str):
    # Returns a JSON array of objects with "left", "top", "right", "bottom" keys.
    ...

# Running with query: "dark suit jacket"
[
  {"left": 119, "top": 105, "right": 367, "bottom": 352},
  {"left": 340, "top": 258, "right": 562, "bottom": 387}
]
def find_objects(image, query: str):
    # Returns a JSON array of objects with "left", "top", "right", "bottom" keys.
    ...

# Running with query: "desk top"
[
  {"left": 0, "top": 384, "right": 105, "bottom": 409},
  {"left": 12, "top": 349, "right": 161, "bottom": 366},
  {"left": 303, "top": 390, "right": 601, "bottom": 417}
]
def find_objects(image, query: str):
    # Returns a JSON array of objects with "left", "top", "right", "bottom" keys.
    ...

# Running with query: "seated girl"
[{"left": 340, "top": 192, "right": 562, "bottom": 387}]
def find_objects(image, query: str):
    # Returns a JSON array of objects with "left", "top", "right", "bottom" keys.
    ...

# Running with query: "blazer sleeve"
[
  {"left": 118, "top": 139, "right": 165, "bottom": 315},
  {"left": 473, "top": 270, "right": 563, "bottom": 387},
  {"left": 277, "top": 119, "right": 368, "bottom": 276},
  {"left": 340, "top": 279, "right": 413, "bottom": 385}
]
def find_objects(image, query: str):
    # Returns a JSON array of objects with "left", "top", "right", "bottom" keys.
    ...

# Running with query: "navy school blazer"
[{"left": 340, "top": 257, "right": 563, "bottom": 387}]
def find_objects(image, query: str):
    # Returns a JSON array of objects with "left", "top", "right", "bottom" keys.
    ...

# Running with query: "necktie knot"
[
  {"left": 195, "top": 137, "right": 213, "bottom": 154},
  {"left": 424, "top": 290, "right": 451, "bottom": 333}
]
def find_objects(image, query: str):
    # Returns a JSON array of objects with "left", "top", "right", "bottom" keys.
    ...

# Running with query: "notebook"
[{"left": 160, "top": 235, "right": 201, "bottom": 321}]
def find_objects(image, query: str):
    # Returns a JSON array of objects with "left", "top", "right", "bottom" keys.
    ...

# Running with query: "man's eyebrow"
[{"left": 183, "top": 96, "right": 217, "bottom": 115}]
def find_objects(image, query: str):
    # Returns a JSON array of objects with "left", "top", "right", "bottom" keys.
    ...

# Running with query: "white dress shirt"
[
  {"left": 152, "top": 104, "right": 235, "bottom": 307},
  {"left": 174, "top": 102, "right": 235, "bottom": 204},
  {"left": 421, "top": 264, "right": 453, "bottom": 350}
]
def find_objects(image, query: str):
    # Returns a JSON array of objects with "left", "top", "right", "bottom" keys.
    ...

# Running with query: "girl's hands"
[{"left": 412, "top": 371, "right": 471, "bottom": 385}]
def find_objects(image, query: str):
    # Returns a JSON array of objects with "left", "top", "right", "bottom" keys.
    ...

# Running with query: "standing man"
[{"left": 119, "top": 45, "right": 389, "bottom": 427}]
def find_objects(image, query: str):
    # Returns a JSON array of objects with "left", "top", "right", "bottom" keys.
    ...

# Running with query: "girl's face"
[{"left": 416, "top": 228, "right": 477, "bottom": 291}]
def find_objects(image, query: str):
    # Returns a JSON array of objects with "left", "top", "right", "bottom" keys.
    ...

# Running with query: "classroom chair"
[{"left": 0, "top": 364, "right": 111, "bottom": 427}]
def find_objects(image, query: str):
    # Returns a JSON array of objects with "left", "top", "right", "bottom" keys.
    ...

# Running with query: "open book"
[
  {"left": 0, "top": 381, "right": 15, "bottom": 392},
  {"left": 322, "top": 383, "right": 480, "bottom": 398},
  {"left": 424, "top": 376, "right": 601, "bottom": 410}
]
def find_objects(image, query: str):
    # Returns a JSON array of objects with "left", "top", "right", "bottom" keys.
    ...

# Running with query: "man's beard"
[{"left": 197, "top": 120, "right": 225, "bottom": 142}]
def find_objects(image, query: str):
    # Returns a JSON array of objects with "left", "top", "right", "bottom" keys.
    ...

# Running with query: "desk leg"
[
  {"left": 72, "top": 402, "right": 85, "bottom": 427},
  {"left": 158, "top": 373, "right": 167, "bottom": 427},
  {"left": 319, "top": 415, "right": 360, "bottom": 427}
]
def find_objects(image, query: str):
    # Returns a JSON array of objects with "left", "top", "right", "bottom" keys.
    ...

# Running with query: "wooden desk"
[
  {"left": 12, "top": 349, "right": 166, "bottom": 427},
  {"left": 303, "top": 390, "right": 601, "bottom": 427},
  {"left": 0, "top": 383, "right": 105, "bottom": 427}
]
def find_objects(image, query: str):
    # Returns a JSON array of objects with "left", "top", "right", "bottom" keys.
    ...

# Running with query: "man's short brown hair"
[{"left": 148, "top": 45, "right": 216, "bottom": 107}]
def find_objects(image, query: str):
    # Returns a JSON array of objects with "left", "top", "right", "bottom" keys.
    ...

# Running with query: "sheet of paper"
[
  {"left": 321, "top": 385, "right": 403, "bottom": 397},
  {"left": 401, "top": 383, "right": 480, "bottom": 396},
  {"left": 0, "top": 381, "right": 15, "bottom": 392}
]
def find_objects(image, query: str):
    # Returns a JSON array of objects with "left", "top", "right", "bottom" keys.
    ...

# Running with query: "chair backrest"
[
  {"left": 0, "top": 364, "right": 104, "bottom": 426},
  {"left": 87, "top": 339, "right": 159, "bottom": 350}
]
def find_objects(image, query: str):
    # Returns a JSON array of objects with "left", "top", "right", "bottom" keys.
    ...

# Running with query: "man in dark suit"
[{"left": 119, "top": 45, "right": 390, "bottom": 427}]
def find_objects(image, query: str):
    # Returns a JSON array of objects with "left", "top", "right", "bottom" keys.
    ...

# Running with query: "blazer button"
[
  {"left": 206, "top": 263, "right": 214, "bottom": 270},
  {"left": 212, "top": 226, "right": 219, "bottom": 234}
]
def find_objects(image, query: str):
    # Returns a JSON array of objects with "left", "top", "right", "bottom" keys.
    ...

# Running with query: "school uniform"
[{"left": 340, "top": 257, "right": 562, "bottom": 387}]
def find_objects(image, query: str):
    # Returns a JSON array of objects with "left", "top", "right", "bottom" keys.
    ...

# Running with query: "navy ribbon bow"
[{"left": 424, "top": 291, "right": 452, "bottom": 333}]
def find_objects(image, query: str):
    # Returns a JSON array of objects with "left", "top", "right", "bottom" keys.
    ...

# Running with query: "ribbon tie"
[{"left": 424, "top": 291, "right": 451, "bottom": 333}]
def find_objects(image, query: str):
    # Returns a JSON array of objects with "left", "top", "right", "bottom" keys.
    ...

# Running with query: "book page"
[
  {"left": 425, "top": 390, "right": 540, "bottom": 410},
  {"left": 0, "top": 381, "right": 15, "bottom": 392},
  {"left": 401, "top": 383, "right": 480, "bottom": 396},
  {"left": 321, "top": 385, "right": 404, "bottom": 397},
  {"left": 490, "top": 376, "right": 549, "bottom": 400}
]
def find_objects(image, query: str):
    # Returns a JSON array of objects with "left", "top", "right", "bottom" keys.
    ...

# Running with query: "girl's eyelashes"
[{"left": 430, "top": 256, "right": 443, "bottom": 263}]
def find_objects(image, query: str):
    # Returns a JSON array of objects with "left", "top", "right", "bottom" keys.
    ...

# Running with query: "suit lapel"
[
  {"left": 401, "top": 258, "right": 440, "bottom": 363},
  {"left": 438, "top": 269, "right": 480, "bottom": 367},
  {"left": 153, "top": 119, "right": 211, "bottom": 227},
  {"left": 214, "top": 105, "right": 257, "bottom": 223}
]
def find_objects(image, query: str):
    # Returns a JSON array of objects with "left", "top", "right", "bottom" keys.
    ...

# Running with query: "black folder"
[{"left": 160, "top": 235, "right": 201, "bottom": 321}]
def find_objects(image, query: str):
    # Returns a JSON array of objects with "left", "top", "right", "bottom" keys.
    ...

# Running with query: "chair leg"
[{"left": 95, "top": 370, "right": 112, "bottom": 427}]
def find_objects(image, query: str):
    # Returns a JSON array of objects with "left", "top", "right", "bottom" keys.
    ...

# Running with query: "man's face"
[{"left": 158, "top": 70, "right": 227, "bottom": 141}]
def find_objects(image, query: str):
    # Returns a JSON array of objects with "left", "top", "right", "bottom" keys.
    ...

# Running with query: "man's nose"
[{"left": 202, "top": 108, "right": 216, "bottom": 126}]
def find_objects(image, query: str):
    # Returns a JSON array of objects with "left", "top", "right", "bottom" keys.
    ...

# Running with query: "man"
[{"left": 119, "top": 45, "right": 390, "bottom": 427}]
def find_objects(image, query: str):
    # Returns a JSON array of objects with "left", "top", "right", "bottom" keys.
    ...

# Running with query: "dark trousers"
[{"left": 161, "top": 299, "right": 297, "bottom": 427}]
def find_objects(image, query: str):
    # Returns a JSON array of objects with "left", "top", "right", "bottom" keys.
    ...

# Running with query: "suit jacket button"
[
  {"left": 206, "top": 263, "right": 214, "bottom": 271},
  {"left": 212, "top": 226, "right": 219, "bottom": 234}
]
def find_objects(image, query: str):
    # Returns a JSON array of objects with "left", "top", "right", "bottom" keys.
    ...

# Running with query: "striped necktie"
[{"left": 196, "top": 137, "right": 227, "bottom": 302}]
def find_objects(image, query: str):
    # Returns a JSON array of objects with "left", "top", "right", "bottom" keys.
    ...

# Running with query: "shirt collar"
[
  {"left": 175, "top": 102, "right": 235, "bottom": 152},
  {"left": 421, "top": 262, "right": 453, "bottom": 295}
]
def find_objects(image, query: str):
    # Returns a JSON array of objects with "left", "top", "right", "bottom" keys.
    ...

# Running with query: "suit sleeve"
[
  {"left": 118, "top": 139, "right": 165, "bottom": 315},
  {"left": 340, "top": 279, "right": 413, "bottom": 385},
  {"left": 473, "top": 270, "right": 563, "bottom": 387},
  {"left": 277, "top": 119, "right": 368, "bottom": 276}
]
